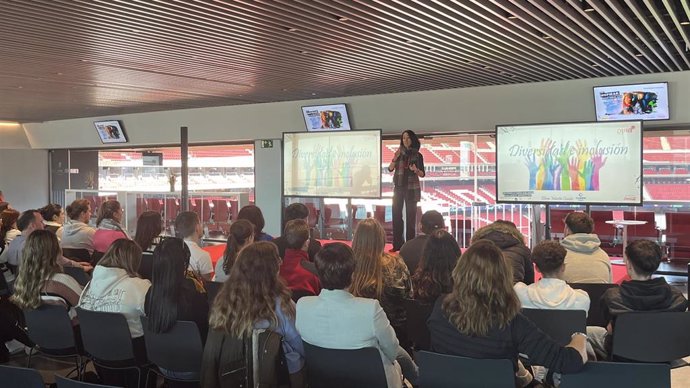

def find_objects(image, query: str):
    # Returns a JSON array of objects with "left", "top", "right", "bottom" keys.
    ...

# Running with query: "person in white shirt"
[
  {"left": 560, "top": 212, "right": 612, "bottom": 284},
  {"left": 175, "top": 211, "right": 213, "bottom": 281},
  {"left": 296, "top": 243, "right": 418, "bottom": 388}
]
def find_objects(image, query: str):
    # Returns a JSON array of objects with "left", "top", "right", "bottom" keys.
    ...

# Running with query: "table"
[{"left": 605, "top": 220, "right": 647, "bottom": 254}]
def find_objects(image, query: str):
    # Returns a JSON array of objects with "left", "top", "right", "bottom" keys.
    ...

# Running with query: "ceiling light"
[
  {"left": 681, "top": 20, "right": 690, "bottom": 26},
  {"left": 0, "top": 121, "right": 20, "bottom": 126},
  {"left": 591, "top": 63, "right": 600, "bottom": 67},
  {"left": 581, "top": 0, "right": 594, "bottom": 12},
  {"left": 299, "top": 50, "right": 308, "bottom": 54},
  {"left": 285, "top": 27, "right": 297, "bottom": 32},
  {"left": 635, "top": 52, "right": 644, "bottom": 57},
  {"left": 504, "top": 11, "right": 517, "bottom": 19},
  {"left": 338, "top": 16, "right": 349, "bottom": 22},
  {"left": 542, "top": 34, "right": 551, "bottom": 39}
]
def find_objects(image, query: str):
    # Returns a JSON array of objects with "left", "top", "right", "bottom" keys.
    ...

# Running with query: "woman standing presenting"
[{"left": 388, "top": 130, "right": 425, "bottom": 252}]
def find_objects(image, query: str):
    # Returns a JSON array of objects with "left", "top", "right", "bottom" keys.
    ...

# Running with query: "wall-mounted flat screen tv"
[
  {"left": 301, "top": 103, "right": 351, "bottom": 131},
  {"left": 94, "top": 120, "right": 128, "bottom": 144},
  {"left": 594, "top": 82, "right": 669, "bottom": 121}
]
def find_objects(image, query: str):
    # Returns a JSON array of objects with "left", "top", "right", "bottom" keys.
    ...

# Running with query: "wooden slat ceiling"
[{"left": 1, "top": 0, "right": 688, "bottom": 123}]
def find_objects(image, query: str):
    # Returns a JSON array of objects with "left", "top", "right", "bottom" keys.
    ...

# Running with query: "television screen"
[
  {"left": 94, "top": 120, "right": 128, "bottom": 144},
  {"left": 594, "top": 82, "right": 669, "bottom": 121},
  {"left": 301, "top": 103, "right": 351, "bottom": 131},
  {"left": 496, "top": 121, "right": 642, "bottom": 205},
  {"left": 142, "top": 152, "right": 163, "bottom": 166},
  {"left": 283, "top": 129, "right": 381, "bottom": 198}
]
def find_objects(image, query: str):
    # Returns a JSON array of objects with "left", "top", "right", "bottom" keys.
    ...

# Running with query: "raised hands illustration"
[
  {"left": 557, "top": 146, "right": 571, "bottom": 191},
  {"left": 583, "top": 160, "right": 594, "bottom": 190},
  {"left": 524, "top": 154, "right": 540, "bottom": 190},
  {"left": 568, "top": 156, "right": 581, "bottom": 191},
  {"left": 591, "top": 153, "right": 606, "bottom": 191}
]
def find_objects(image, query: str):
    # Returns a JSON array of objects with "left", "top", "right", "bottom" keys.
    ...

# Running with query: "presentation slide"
[
  {"left": 283, "top": 130, "right": 381, "bottom": 198},
  {"left": 496, "top": 121, "right": 642, "bottom": 205},
  {"left": 594, "top": 82, "right": 669, "bottom": 121},
  {"left": 301, "top": 104, "right": 351, "bottom": 131}
]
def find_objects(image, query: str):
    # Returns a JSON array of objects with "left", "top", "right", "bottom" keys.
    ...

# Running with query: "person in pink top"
[
  {"left": 279, "top": 219, "right": 321, "bottom": 296},
  {"left": 93, "top": 200, "right": 129, "bottom": 254}
]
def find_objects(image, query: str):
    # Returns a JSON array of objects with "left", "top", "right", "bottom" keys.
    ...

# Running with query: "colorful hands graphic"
[{"left": 526, "top": 138, "right": 606, "bottom": 192}]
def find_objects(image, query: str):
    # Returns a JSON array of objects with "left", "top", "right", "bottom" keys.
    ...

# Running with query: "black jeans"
[{"left": 392, "top": 187, "right": 418, "bottom": 250}]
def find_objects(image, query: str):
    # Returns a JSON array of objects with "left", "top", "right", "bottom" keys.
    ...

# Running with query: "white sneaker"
[{"left": 4, "top": 340, "right": 24, "bottom": 355}]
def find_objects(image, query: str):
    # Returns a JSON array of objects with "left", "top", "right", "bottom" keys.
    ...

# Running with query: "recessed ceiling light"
[
  {"left": 286, "top": 27, "right": 298, "bottom": 32},
  {"left": 311, "top": 92, "right": 317, "bottom": 96},
  {"left": 635, "top": 52, "right": 644, "bottom": 57},
  {"left": 338, "top": 16, "right": 349, "bottom": 22},
  {"left": 299, "top": 50, "right": 309, "bottom": 54},
  {"left": 56, "top": 72, "right": 63, "bottom": 75},
  {"left": 282, "top": 88, "right": 288, "bottom": 91},
  {"left": 591, "top": 63, "right": 600, "bottom": 67},
  {"left": 543, "top": 34, "right": 551, "bottom": 39},
  {"left": 0, "top": 121, "right": 20, "bottom": 126},
  {"left": 681, "top": 21, "right": 690, "bottom": 26},
  {"left": 16, "top": 86, "right": 23, "bottom": 89}
]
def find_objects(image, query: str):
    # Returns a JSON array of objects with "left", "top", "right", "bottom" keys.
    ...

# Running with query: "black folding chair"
[
  {"left": 612, "top": 311, "right": 690, "bottom": 367},
  {"left": 64, "top": 266, "right": 92, "bottom": 287},
  {"left": 404, "top": 299, "right": 434, "bottom": 351},
  {"left": 62, "top": 248, "right": 93, "bottom": 263},
  {"left": 568, "top": 282, "right": 619, "bottom": 327},
  {"left": 521, "top": 308, "right": 586, "bottom": 346},
  {"left": 203, "top": 280, "right": 222, "bottom": 304},
  {"left": 559, "top": 361, "right": 670, "bottom": 388},
  {"left": 24, "top": 304, "right": 85, "bottom": 379},
  {"left": 303, "top": 342, "right": 388, "bottom": 388},
  {"left": 140, "top": 317, "right": 203, "bottom": 384},
  {"left": 55, "top": 374, "right": 123, "bottom": 388},
  {"left": 0, "top": 364, "right": 45, "bottom": 388},
  {"left": 415, "top": 350, "right": 515, "bottom": 388}
]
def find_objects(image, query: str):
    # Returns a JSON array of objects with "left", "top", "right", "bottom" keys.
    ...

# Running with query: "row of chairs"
[{"left": 0, "top": 367, "right": 117, "bottom": 388}]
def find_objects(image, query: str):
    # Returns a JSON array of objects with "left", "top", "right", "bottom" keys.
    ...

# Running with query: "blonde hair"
[
  {"left": 442, "top": 240, "right": 520, "bottom": 336},
  {"left": 209, "top": 241, "right": 294, "bottom": 338},
  {"left": 98, "top": 239, "right": 142, "bottom": 277},
  {"left": 11, "top": 230, "right": 62, "bottom": 309},
  {"left": 350, "top": 218, "right": 391, "bottom": 300}
]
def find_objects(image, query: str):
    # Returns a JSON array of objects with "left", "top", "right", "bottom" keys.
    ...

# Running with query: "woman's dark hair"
[
  {"left": 66, "top": 199, "right": 90, "bottom": 221},
  {"left": 134, "top": 211, "right": 163, "bottom": 251},
  {"left": 96, "top": 200, "right": 121, "bottom": 227},
  {"left": 412, "top": 229, "right": 460, "bottom": 303},
  {"left": 237, "top": 205, "right": 266, "bottom": 235},
  {"left": 399, "top": 130, "right": 421, "bottom": 150},
  {"left": 39, "top": 203, "right": 62, "bottom": 222},
  {"left": 0, "top": 202, "right": 9, "bottom": 213},
  {"left": 315, "top": 243, "right": 355, "bottom": 290},
  {"left": 222, "top": 219, "right": 254, "bottom": 275},
  {"left": 0, "top": 208, "right": 20, "bottom": 250},
  {"left": 147, "top": 237, "right": 192, "bottom": 334}
]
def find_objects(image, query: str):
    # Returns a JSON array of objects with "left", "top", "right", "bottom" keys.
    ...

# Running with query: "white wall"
[
  {"left": 22, "top": 71, "right": 690, "bottom": 149},
  {"left": 0, "top": 124, "right": 32, "bottom": 149},
  {"left": 0, "top": 149, "right": 49, "bottom": 210}
]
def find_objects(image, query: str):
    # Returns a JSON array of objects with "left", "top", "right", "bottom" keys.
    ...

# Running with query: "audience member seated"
[
  {"left": 472, "top": 220, "right": 534, "bottom": 284},
  {"left": 2, "top": 209, "right": 45, "bottom": 269},
  {"left": 11, "top": 230, "right": 83, "bottom": 321},
  {"left": 272, "top": 203, "right": 322, "bottom": 265},
  {"left": 175, "top": 211, "right": 213, "bottom": 281},
  {"left": 350, "top": 218, "right": 412, "bottom": 345},
  {"left": 411, "top": 229, "right": 460, "bottom": 304},
  {"left": 59, "top": 199, "right": 96, "bottom": 255},
  {"left": 40, "top": 203, "right": 64, "bottom": 235},
  {"left": 238, "top": 204, "right": 273, "bottom": 242},
  {"left": 214, "top": 219, "right": 253, "bottom": 283},
  {"left": 93, "top": 200, "right": 129, "bottom": 254},
  {"left": 427, "top": 240, "right": 587, "bottom": 387},
  {"left": 145, "top": 237, "right": 209, "bottom": 380},
  {"left": 279, "top": 220, "right": 321, "bottom": 296},
  {"left": 400, "top": 210, "right": 445, "bottom": 273},
  {"left": 587, "top": 240, "right": 688, "bottom": 360},
  {"left": 296, "top": 243, "right": 418, "bottom": 388},
  {"left": 0, "top": 209, "right": 20, "bottom": 288},
  {"left": 201, "top": 242, "right": 305, "bottom": 387},
  {"left": 78, "top": 240, "right": 151, "bottom": 343},
  {"left": 560, "top": 212, "right": 612, "bottom": 284},
  {"left": 133, "top": 211, "right": 163, "bottom": 253}
]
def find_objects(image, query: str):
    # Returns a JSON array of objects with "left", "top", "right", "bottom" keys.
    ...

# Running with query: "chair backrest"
[
  {"left": 559, "top": 361, "right": 670, "bottom": 388},
  {"left": 24, "top": 304, "right": 77, "bottom": 352},
  {"left": 203, "top": 280, "right": 222, "bottom": 304},
  {"left": 415, "top": 350, "right": 515, "bottom": 388},
  {"left": 63, "top": 266, "right": 91, "bottom": 287},
  {"left": 303, "top": 342, "right": 387, "bottom": 388},
  {"left": 76, "top": 307, "right": 136, "bottom": 362},
  {"left": 0, "top": 365, "right": 45, "bottom": 388},
  {"left": 521, "top": 308, "right": 586, "bottom": 346},
  {"left": 140, "top": 317, "right": 203, "bottom": 373},
  {"left": 568, "top": 283, "right": 619, "bottom": 327},
  {"left": 62, "top": 248, "right": 93, "bottom": 262},
  {"left": 404, "top": 299, "right": 434, "bottom": 351},
  {"left": 612, "top": 311, "right": 690, "bottom": 362},
  {"left": 55, "top": 374, "right": 123, "bottom": 388}
]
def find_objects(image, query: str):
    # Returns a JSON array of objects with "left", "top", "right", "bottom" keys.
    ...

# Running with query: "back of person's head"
[
  {"left": 134, "top": 211, "right": 163, "bottom": 251},
  {"left": 471, "top": 219, "right": 525, "bottom": 245},
  {"left": 222, "top": 219, "right": 254, "bottom": 275},
  {"left": 209, "top": 241, "right": 293, "bottom": 337},
  {"left": 625, "top": 239, "right": 662, "bottom": 276},
  {"left": 350, "top": 218, "right": 386, "bottom": 299},
  {"left": 284, "top": 219, "right": 309, "bottom": 250},
  {"left": 0, "top": 202, "right": 9, "bottom": 213},
  {"left": 66, "top": 199, "right": 90, "bottom": 221},
  {"left": 565, "top": 212, "right": 594, "bottom": 234},
  {"left": 40, "top": 204, "right": 63, "bottom": 223},
  {"left": 11, "top": 230, "right": 62, "bottom": 309},
  {"left": 147, "top": 237, "right": 192, "bottom": 334},
  {"left": 99, "top": 239, "right": 142, "bottom": 277},
  {"left": 420, "top": 210, "right": 445, "bottom": 234},
  {"left": 237, "top": 205, "right": 266, "bottom": 235},
  {"left": 0, "top": 208, "right": 20, "bottom": 240},
  {"left": 284, "top": 203, "right": 309, "bottom": 223},
  {"left": 96, "top": 200, "right": 122, "bottom": 227},
  {"left": 532, "top": 240, "right": 567, "bottom": 277},
  {"left": 413, "top": 229, "right": 460, "bottom": 302},
  {"left": 174, "top": 211, "right": 200, "bottom": 239},
  {"left": 443, "top": 239, "right": 520, "bottom": 337},
  {"left": 315, "top": 243, "right": 355, "bottom": 290},
  {"left": 17, "top": 210, "right": 40, "bottom": 232}
]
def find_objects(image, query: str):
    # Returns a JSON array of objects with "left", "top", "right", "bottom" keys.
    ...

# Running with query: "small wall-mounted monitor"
[
  {"left": 301, "top": 103, "right": 351, "bottom": 131},
  {"left": 594, "top": 82, "right": 669, "bottom": 122},
  {"left": 142, "top": 152, "right": 163, "bottom": 166},
  {"left": 94, "top": 120, "right": 128, "bottom": 144}
]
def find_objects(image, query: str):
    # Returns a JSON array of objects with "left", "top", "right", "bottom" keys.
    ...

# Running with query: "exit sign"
[{"left": 261, "top": 140, "right": 273, "bottom": 148}]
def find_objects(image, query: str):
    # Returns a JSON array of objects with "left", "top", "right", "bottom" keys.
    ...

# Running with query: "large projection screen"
[
  {"left": 283, "top": 129, "right": 382, "bottom": 198},
  {"left": 496, "top": 121, "right": 642, "bottom": 205}
]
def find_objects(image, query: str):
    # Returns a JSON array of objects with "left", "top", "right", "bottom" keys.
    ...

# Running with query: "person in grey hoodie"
[
  {"left": 560, "top": 212, "right": 612, "bottom": 284},
  {"left": 58, "top": 199, "right": 96, "bottom": 255}
]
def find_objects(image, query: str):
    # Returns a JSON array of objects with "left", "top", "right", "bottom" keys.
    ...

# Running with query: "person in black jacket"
[
  {"left": 427, "top": 240, "right": 587, "bottom": 387},
  {"left": 471, "top": 220, "right": 534, "bottom": 284}
]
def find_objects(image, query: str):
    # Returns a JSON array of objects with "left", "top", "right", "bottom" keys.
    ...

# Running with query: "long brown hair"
[
  {"left": 442, "top": 240, "right": 520, "bottom": 336},
  {"left": 96, "top": 200, "right": 121, "bottom": 227},
  {"left": 350, "top": 218, "right": 390, "bottom": 300},
  {"left": 98, "top": 239, "right": 142, "bottom": 277},
  {"left": 11, "top": 230, "right": 62, "bottom": 309},
  {"left": 134, "top": 211, "right": 163, "bottom": 251},
  {"left": 209, "top": 241, "right": 293, "bottom": 338}
]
